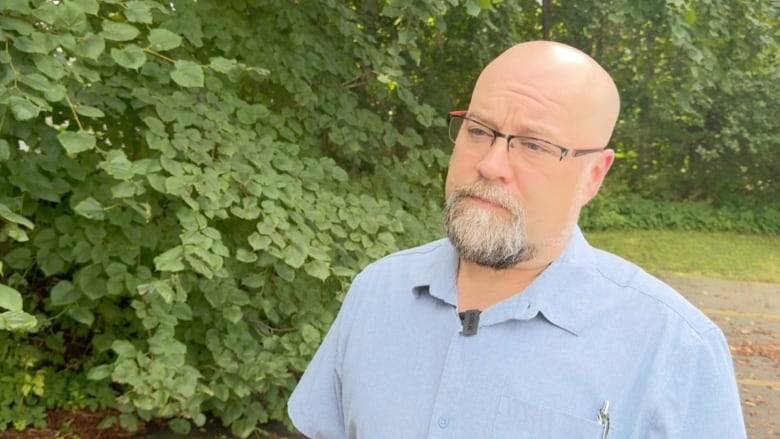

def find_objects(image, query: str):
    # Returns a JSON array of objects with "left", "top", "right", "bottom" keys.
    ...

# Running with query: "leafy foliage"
[
  {"left": 0, "top": 0, "right": 777, "bottom": 437},
  {"left": 582, "top": 193, "right": 780, "bottom": 234},
  {"left": 0, "top": 0, "right": 447, "bottom": 435}
]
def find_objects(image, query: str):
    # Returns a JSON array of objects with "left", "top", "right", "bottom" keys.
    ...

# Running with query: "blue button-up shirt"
[{"left": 288, "top": 229, "right": 746, "bottom": 438}]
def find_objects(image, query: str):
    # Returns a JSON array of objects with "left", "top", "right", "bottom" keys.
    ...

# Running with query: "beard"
[{"left": 444, "top": 179, "right": 537, "bottom": 270}]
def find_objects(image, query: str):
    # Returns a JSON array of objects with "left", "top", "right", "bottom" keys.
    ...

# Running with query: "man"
[{"left": 288, "top": 41, "right": 746, "bottom": 438}]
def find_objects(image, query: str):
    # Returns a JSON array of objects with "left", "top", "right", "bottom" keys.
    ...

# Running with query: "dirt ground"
[{"left": 2, "top": 275, "right": 777, "bottom": 439}]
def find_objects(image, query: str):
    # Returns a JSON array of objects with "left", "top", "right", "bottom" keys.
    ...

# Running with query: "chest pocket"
[{"left": 492, "top": 396, "right": 608, "bottom": 439}]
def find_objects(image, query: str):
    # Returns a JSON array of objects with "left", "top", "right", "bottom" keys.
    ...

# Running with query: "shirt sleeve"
[
  {"left": 287, "top": 310, "right": 346, "bottom": 439},
  {"left": 288, "top": 268, "right": 374, "bottom": 439},
  {"left": 647, "top": 327, "right": 746, "bottom": 438}
]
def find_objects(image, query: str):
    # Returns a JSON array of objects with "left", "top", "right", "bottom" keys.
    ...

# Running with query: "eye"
[
  {"left": 466, "top": 126, "right": 492, "bottom": 139},
  {"left": 516, "top": 138, "right": 555, "bottom": 155}
]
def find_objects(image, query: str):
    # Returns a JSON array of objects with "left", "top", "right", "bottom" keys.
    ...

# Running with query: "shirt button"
[{"left": 438, "top": 416, "right": 449, "bottom": 428}]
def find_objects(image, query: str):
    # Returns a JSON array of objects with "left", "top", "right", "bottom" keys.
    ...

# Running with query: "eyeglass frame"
[{"left": 448, "top": 110, "right": 607, "bottom": 161}]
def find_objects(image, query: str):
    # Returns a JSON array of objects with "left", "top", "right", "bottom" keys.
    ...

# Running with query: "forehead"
[
  {"left": 466, "top": 43, "right": 620, "bottom": 147},
  {"left": 469, "top": 77, "right": 595, "bottom": 144}
]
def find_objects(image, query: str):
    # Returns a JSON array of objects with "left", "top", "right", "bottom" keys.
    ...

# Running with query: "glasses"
[{"left": 448, "top": 110, "right": 605, "bottom": 165}]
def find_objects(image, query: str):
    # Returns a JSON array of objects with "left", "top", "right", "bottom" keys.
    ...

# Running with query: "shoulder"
[
  {"left": 357, "top": 238, "right": 452, "bottom": 279},
  {"left": 587, "top": 246, "right": 718, "bottom": 337}
]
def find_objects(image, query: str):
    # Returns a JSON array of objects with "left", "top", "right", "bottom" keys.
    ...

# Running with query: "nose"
[{"left": 475, "top": 136, "right": 513, "bottom": 182}]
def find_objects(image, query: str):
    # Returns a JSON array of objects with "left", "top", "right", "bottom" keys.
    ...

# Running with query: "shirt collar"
[
  {"left": 411, "top": 239, "right": 460, "bottom": 307},
  {"left": 411, "top": 228, "right": 600, "bottom": 335},
  {"left": 518, "top": 227, "right": 599, "bottom": 335}
]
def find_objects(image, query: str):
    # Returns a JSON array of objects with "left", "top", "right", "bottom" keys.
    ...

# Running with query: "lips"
[{"left": 467, "top": 195, "right": 506, "bottom": 210}]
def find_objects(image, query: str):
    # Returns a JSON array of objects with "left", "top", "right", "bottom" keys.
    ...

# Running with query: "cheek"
[
  {"left": 445, "top": 148, "right": 479, "bottom": 190},
  {"left": 520, "top": 172, "right": 584, "bottom": 232}
]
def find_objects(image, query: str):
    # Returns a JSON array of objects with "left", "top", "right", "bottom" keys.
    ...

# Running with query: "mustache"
[{"left": 449, "top": 180, "right": 520, "bottom": 214}]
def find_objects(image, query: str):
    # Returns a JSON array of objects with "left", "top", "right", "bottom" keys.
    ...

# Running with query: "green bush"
[
  {"left": 582, "top": 194, "right": 780, "bottom": 234},
  {"left": 0, "top": 1, "right": 444, "bottom": 436}
]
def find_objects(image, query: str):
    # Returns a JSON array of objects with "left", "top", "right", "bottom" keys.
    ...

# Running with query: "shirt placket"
[{"left": 426, "top": 325, "right": 471, "bottom": 438}]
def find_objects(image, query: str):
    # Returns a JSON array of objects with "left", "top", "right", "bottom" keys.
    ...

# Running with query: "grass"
[{"left": 584, "top": 230, "right": 780, "bottom": 284}]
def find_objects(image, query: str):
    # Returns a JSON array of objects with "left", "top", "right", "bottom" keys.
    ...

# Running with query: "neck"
[{"left": 457, "top": 258, "right": 552, "bottom": 311}]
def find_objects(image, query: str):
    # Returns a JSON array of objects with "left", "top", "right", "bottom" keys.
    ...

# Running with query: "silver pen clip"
[{"left": 597, "top": 400, "right": 610, "bottom": 439}]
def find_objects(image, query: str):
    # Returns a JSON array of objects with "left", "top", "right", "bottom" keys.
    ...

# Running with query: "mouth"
[{"left": 467, "top": 195, "right": 507, "bottom": 211}]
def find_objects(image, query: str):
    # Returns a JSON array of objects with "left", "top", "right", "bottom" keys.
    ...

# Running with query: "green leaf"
[
  {"left": 204, "top": 288, "right": 227, "bottom": 308},
  {"left": 78, "top": 33, "right": 105, "bottom": 60},
  {"left": 4, "top": 247, "right": 31, "bottom": 270},
  {"left": 301, "top": 324, "right": 320, "bottom": 344},
  {"left": 148, "top": 28, "right": 182, "bottom": 51},
  {"left": 0, "top": 139, "right": 9, "bottom": 161},
  {"left": 19, "top": 73, "right": 53, "bottom": 92},
  {"left": 110, "top": 45, "right": 146, "bottom": 69},
  {"left": 124, "top": 1, "right": 153, "bottom": 23},
  {"left": 75, "top": 105, "right": 106, "bottom": 118},
  {"left": 57, "top": 130, "right": 96, "bottom": 154},
  {"left": 283, "top": 242, "right": 307, "bottom": 268},
  {"left": 78, "top": 264, "right": 107, "bottom": 300},
  {"left": 39, "top": 251, "right": 65, "bottom": 276},
  {"left": 73, "top": 197, "right": 105, "bottom": 220},
  {"left": 6, "top": 224, "right": 29, "bottom": 242},
  {"left": 236, "top": 248, "right": 257, "bottom": 263},
  {"left": 0, "top": 284, "right": 23, "bottom": 311},
  {"left": 171, "top": 302, "right": 192, "bottom": 321},
  {"left": 72, "top": 0, "right": 100, "bottom": 15},
  {"left": 185, "top": 253, "right": 214, "bottom": 278},
  {"left": 170, "top": 60, "right": 204, "bottom": 88},
  {"left": 111, "top": 340, "right": 136, "bottom": 357},
  {"left": 13, "top": 33, "right": 49, "bottom": 54},
  {"left": 0, "top": 0, "right": 30, "bottom": 13},
  {"left": 169, "top": 419, "right": 191, "bottom": 435},
  {"left": 34, "top": 54, "right": 66, "bottom": 79},
  {"left": 208, "top": 56, "right": 238, "bottom": 73},
  {"left": 54, "top": 2, "right": 87, "bottom": 33},
  {"left": 0, "top": 310, "right": 37, "bottom": 332},
  {"left": 0, "top": 16, "right": 34, "bottom": 35},
  {"left": 247, "top": 232, "right": 271, "bottom": 251},
  {"left": 44, "top": 84, "right": 66, "bottom": 102},
  {"left": 119, "top": 413, "right": 139, "bottom": 432},
  {"left": 222, "top": 305, "right": 242, "bottom": 324},
  {"left": 142, "top": 116, "right": 166, "bottom": 134},
  {"left": 8, "top": 96, "right": 41, "bottom": 121},
  {"left": 50, "top": 280, "right": 78, "bottom": 306},
  {"left": 152, "top": 280, "right": 175, "bottom": 303},
  {"left": 304, "top": 259, "right": 330, "bottom": 281},
  {"left": 96, "top": 416, "right": 116, "bottom": 430},
  {"left": 154, "top": 245, "right": 186, "bottom": 271},
  {"left": 241, "top": 273, "right": 266, "bottom": 289},
  {"left": 68, "top": 306, "right": 95, "bottom": 326},
  {"left": 274, "top": 263, "right": 295, "bottom": 282},
  {"left": 0, "top": 203, "right": 34, "bottom": 229},
  {"left": 87, "top": 364, "right": 112, "bottom": 381},
  {"left": 99, "top": 149, "right": 134, "bottom": 180},
  {"left": 31, "top": 3, "right": 57, "bottom": 24},
  {"left": 101, "top": 21, "right": 140, "bottom": 41}
]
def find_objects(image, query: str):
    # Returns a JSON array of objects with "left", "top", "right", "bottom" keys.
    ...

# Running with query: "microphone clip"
[{"left": 458, "top": 309, "right": 481, "bottom": 336}]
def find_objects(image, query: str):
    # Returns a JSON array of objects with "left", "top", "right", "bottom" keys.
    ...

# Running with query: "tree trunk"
[{"left": 542, "top": 0, "right": 553, "bottom": 40}]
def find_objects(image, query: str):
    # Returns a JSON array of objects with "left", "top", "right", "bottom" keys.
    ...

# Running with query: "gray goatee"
[{"left": 444, "top": 179, "right": 536, "bottom": 270}]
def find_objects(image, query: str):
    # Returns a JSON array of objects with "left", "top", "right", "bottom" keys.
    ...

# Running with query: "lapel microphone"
[{"left": 458, "top": 309, "right": 481, "bottom": 336}]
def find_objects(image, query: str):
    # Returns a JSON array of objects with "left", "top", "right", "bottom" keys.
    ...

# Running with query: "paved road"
[{"left": 664, "top": 275, "right": 780, "bottom": 439}]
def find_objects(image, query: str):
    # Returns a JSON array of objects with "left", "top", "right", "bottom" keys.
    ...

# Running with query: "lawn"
[{"left": 585, "top": 230, "right": 780, "bottom": 284}]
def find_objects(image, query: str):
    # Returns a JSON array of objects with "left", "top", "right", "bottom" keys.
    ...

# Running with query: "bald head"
[{"left": 470, "top": 41, "right": 620, "bottom": 148}]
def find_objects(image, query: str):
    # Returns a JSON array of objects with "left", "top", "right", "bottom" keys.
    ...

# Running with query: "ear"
[{"left": 580, "top": 148, "right": 615, "bottom": 206}]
